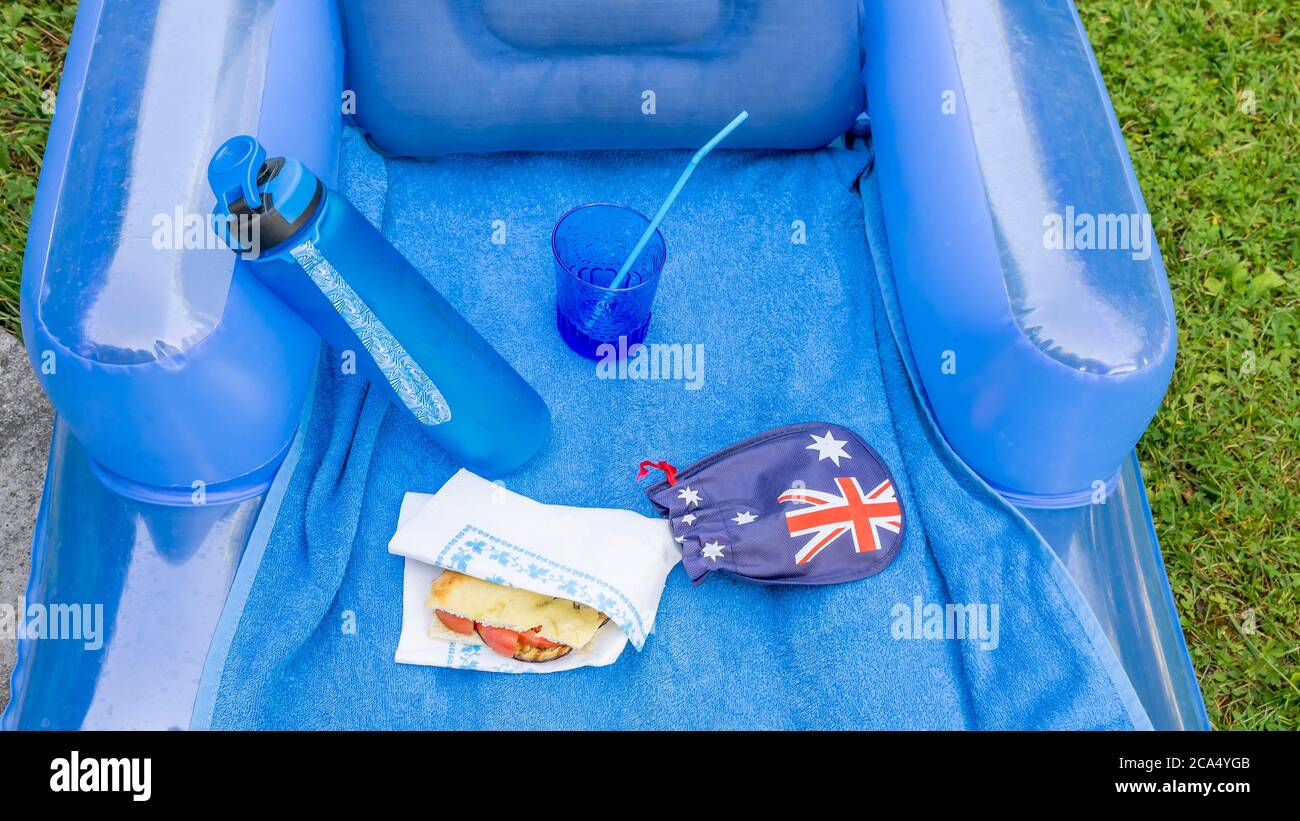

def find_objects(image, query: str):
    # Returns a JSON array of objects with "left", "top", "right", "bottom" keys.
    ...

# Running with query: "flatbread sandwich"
[{"left": 426, "top": 570, "right": 611, "bottom": 662}]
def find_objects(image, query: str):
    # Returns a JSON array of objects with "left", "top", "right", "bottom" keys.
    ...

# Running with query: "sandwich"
[{"left": 425, "top": 570, "right": 610, "bottom": 662}]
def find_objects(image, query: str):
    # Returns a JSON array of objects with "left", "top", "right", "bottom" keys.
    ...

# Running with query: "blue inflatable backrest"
[{"left": 340, "top": 0, "right": 865, "bottom": 156}]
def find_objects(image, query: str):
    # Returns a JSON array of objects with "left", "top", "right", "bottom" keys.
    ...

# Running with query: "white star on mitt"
[
  {"left": 806, "top": 430, "right": 852, "bottom": 467},
  {"left": 732, "top": 511, "right": 758, "bottom": 525},
  {"left": 701, "top": 541, "right": 726, "bottom": 562},
  {"left": 677, "top": 486, "right": 703, "bottom": 507}
]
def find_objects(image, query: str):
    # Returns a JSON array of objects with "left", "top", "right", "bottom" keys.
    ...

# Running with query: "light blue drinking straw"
[{"left": 607, "top": 110, "right": 749, "bottom": 291}]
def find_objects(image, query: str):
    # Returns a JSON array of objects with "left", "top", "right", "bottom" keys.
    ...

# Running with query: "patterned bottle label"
[{"left": 290, "top": 240, "right": 452, "bottom": 426}]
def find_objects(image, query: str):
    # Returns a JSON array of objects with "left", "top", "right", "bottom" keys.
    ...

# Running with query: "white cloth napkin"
[{"left": 389, "top": 469, "right": 681, "bottom": 673}]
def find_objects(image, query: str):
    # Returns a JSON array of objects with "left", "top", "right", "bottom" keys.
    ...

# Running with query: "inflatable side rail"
[
  {"left": 19, "top": 0, "right": 342, "bottom": 504},
  {"left": 863, "top": 0, "right": 1176, "bottom": 507}
]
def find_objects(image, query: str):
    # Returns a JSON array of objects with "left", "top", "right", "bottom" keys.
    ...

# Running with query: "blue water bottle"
[{"left": 207, "top": 135, "right": 549, "bottom": 476}]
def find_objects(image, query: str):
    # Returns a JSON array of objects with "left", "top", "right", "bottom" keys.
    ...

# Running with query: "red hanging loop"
[{"left": 636, "top": 459, "right": 679, "bottom": 486}]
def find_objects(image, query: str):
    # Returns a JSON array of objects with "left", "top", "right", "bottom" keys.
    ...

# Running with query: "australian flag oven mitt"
[{"left": 644, "top": 423, "right": 904, "bottom": 586}]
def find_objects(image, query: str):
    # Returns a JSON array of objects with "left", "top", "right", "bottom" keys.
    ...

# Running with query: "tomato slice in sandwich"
[
  {"left": 434, "top": 609, "right": 475, "bottom": 636},
  {"left": 475, "top": 623, "right": 572, "bottom": 662},
  {"left": 514, "top": 628, "right": 561, "bottom": 646},
  {"left": 475, "top": 624, "right": 523, "bottom": 657},
  {"left": 518, "top": 626, "right": 562, "bottom": 649}
]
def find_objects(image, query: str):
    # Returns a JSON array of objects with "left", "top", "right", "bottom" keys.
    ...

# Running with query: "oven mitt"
[{"left": 645, "top": 422, "right": 904, "bottom": 585}]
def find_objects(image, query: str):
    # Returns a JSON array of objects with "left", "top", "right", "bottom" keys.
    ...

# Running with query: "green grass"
[
  {"left": 0, "top": 2, "right": 76, "bottom": 338},
  {"left": 0, "top": 2, "right": 1295, "bottom": 728},
  {"left": 1079, "top": 0, "right": 1300, "bottom": 729}
]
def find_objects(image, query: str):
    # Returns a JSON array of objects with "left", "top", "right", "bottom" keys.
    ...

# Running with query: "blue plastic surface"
[
  {"left": 553, "top": 203, "right": 665, "bottom": 358},
  {"left": 862, "top": 0, "right": 1177, "bottom": 504},
  {"left": 5, "top": 0, "right": 1208, "bottom": 730},
  {"left": 340, "top": 0, "right": 864, "bottom": 156},
  {"left": 19, "top": 0, "right": 342, "bottom": 501},
  {"left": 2, "top": 419, "right": 263, "bottom": 729},
  {"left": 1018, "top": 453, "right": 1211, "bottom": 730}
]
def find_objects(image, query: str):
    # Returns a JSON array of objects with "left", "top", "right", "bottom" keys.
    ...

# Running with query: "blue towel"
[{"left": 193, "top": 128, "right": 1150, "bottom": 729}]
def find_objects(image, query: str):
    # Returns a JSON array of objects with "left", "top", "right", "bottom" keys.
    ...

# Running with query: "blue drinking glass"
[{"left": 552, "top": 203, "right": 666, "bottom": 359}]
